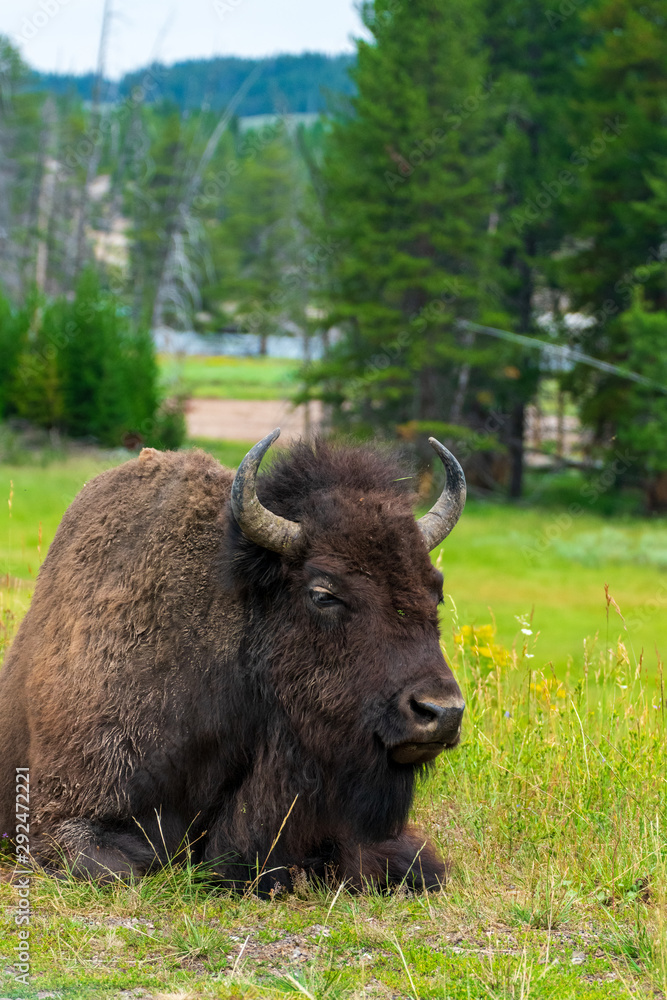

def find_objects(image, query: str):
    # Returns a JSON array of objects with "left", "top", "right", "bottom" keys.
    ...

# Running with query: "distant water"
[{"left": 153, "top": 328, "right": 323, "bottom": 361}]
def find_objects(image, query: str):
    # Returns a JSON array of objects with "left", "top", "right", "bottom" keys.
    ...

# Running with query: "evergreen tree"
[
  {"left": 305, "top": 0, "right": 501, "bottom": 464},
  {"left": 2, "top": 271, "right": 168, "bottom": 448},
  {"left": 0, "top": 37, "right": 45, "bottom": 299},
  {"left": 57, "top": 270, "right": 159, "bottom": 444},
  {"left": 558, "top": 0, "right": 667, "bottom": 503},
  {"left": 481, "top": 0, "right": 587, "bottom": 494},
  {"left": 0, "top": 292, "right": 27, "bottom": 418},
  {"left": 128, "top": 106, "right": 193, "bottom": 326},
  {"left": 212, "top": 129, "right": 305, "bottom": 353}
]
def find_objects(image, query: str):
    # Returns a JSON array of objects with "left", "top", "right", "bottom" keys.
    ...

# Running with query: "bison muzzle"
[{"left": 0, "top": 432, "right": 465, "bottom": 892}]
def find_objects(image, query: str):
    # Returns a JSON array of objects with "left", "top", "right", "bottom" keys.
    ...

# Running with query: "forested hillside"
[{"left": 28, "top": 53, "right": 356, "bottom": 115}]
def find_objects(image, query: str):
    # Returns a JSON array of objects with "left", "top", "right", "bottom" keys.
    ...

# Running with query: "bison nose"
[
  {"left": 407, "top": 696, "right": 464, "bottom": 745},
  {"left": 391, "top": 690, "right": 465, "bottom": 764}
]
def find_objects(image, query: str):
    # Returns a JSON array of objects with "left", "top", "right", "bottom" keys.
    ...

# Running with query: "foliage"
[
  {"left": 1, "top": 34, "right": 330, "bottom": 348},
  {"left": 127, "top": 104, "right": 211, "bottom": 329},
  {"left": 478, "top": 0, "right": 588, "bottom": 495},
  {"left": 208, "top": 131, "right": 308, "bottom": 351},
  {"left": 2, "top": 6, "right": 667, "bottom": 503},
  {"left": 0, "top": 295, "right": 28, "bottom": 419},
  {"left": 574, "top": 297, "right": 667, "bottom": 485},
  {"left": 0, "top": 271, "right": 182, "bottom": 449},
  {"left": 556, "top": 1, "right": 667, "bottom": 499},
  {"left": 303, "top": 0, "right": 501, "bottom": 445},
  {"left": 300, "top": 0, "right": 667, "bottom": 502},
  {"left": 301, "top": 0, "right": 591, "bottom": 496}
]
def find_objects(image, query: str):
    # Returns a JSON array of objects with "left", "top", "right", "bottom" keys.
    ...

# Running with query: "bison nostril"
[
  {"left": 409, "top": 698, "right": 442, "bottom": 723},
  {"left": 404, "top": 695, "right": 465, "bottom": 741}
]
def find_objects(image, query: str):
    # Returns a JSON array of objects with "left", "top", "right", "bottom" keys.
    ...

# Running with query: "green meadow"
[
  {"left": 1, "top": 443, "right": 666, "bottom": 998},
  {"left": 159, "top": 354, "right": 300, "bottom": 400}
]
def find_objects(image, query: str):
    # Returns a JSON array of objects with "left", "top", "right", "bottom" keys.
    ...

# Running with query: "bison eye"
[{"left": 309, "top": 585, "right": 344, "bottom": 610}]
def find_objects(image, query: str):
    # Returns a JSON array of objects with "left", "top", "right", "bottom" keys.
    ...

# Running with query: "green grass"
[
  {"left": 436, "top": 501, "right": 667, "bottom": 677},
  {"left": 0, "top": 442, "right": 251, "bottom": 582},
  {"left": 159, "top": 354, "right": 300, "bottom": 400},
  {"left": 1, "top": 445, "right": 667, "bottom": 997},
  {"left": 186, "top": 437, "right": 255, "bottom": 468}
]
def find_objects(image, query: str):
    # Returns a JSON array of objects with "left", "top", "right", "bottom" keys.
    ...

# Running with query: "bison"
[{"left": 0, "top": 431, "right": 465, "bottom": 892}]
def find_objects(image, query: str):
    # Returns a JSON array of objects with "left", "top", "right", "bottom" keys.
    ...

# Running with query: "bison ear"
[{"left": 225, "top": 511, "right": 286, "bottom": 593}]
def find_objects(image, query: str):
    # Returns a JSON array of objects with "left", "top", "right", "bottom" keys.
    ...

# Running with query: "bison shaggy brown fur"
[{"left": 0, "top": 436, "right": 465, "bottom": 892}]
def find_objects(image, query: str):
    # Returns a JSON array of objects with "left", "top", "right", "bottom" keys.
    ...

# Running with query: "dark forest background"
[{"left": 1, "top": 0, "right": 667, "bottom": 507}]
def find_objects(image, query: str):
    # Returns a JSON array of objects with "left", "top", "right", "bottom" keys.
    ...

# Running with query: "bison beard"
[{"left": 0, "top": 436, "right": 465, "bottom": 893}]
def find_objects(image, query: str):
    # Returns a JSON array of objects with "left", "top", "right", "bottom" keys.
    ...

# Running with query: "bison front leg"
[
  {"left": 31, "top": 817, "right": 174, "bottom": 882},
  {"left": 339, "top": 826, "right": 447, "bottom": 892}
]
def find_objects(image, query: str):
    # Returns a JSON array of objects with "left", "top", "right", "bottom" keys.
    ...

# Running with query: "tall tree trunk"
[
  {"left": 508, "top": 401, "right": 525, "bottom": 499},
  {"left": 450, "top": 329, "right": 474, "bottom": 425},
  {"left": 68, "top": 0, "right": 113, "bottom": 283},
  {"left": 417, "top": 365, "right": 439, "bottom": 421},
  {"left": 507, "top": 245, "right": 535, "bottom": 499},
  {"left": 151, "top": 65, "right": 261, "bottom": 330},
  {"left": 35, "top": 98, "right": 58, "bottom": 293}
]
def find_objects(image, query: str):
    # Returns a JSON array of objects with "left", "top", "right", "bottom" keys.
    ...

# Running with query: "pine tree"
[
  {"left": 558, "top": 0, "right": 667, "bottom": 504},
  {"left": 211, "top": 129, "right": 303, "bottom": 354},
  {"left": 305, "top": 0, "right": 501, "bottom": 457},
  {"left": 481, "top": 0, "right": 587, "bottom": 495},
  {"left": 57, "top": 269, "right": 159, "bottom": 444}
]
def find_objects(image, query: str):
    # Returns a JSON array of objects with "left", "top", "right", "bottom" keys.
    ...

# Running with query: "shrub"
[
  {"left": 0, "top": 272, "right": 185, "bottom": 449},
  {"left": 0, "top": 292, "right": 28, "bottom": 419}
]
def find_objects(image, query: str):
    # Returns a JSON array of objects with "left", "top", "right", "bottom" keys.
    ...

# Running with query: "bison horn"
[
  {"left": 416, "top": 438, "right": 467, "bottom": 551},
  {"left": 231, "top": 428, "right": 302, "bottom": 553}
]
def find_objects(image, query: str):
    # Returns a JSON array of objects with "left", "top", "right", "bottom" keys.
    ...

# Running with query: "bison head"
[{"left": 227, "top": 431, "right": 465, "bottom": 843}]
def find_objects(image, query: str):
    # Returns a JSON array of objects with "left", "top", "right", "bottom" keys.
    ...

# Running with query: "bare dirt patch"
[{"left": 185, "top": 398, "right": 323, "bottom": 443}]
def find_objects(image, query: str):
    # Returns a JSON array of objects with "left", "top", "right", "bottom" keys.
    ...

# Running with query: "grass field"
[
  {"left": 1, "top": 445, "right": 666, "bottom": 998},
  {"left": 159, "top": 355, "right": 300, "bottom": 401}
]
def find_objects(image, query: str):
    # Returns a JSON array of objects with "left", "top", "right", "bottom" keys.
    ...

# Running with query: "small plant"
[
  {"left": 454, "top": 622, "right": 512, "bottom": 669},
  {"left": 0, "top": 271, "right": 181, "bottom": 449},
  {"left": 0, "top": 829, "right": 13, "bottom": 862},
  {"left": 168, "top": 911, "right": 226, "bottom": 963},
  {"left": 511, "top": 876, "right": 578, "bottom": 930}
]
